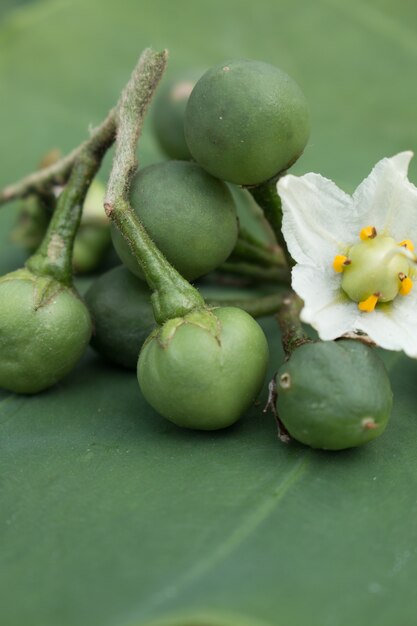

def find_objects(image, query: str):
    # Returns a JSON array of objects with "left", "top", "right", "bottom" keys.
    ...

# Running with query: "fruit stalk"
[
  {"left": 249, "top": 180, "right": 293, "bottom": 267},
  {"left": 206, "top": 292, "right": 286, "bottom": 318},
  {"left": 218, "top": 261, "right": 290, "bottom": 284},
  {"left": 104, "top": 48, "right": 205, "bottom": 324},
  {"left": 26, "top": 131, "right": 113, "bottom": 285},
  {"left": 276, "top": 292, "right": 312, "bottom": 358},
  {"left": 232, "top": 234, "right": 285, "bottom": 268}
]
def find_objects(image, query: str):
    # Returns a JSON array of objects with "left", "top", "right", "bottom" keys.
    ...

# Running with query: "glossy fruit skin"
[
  {"left": 0, "top": 269, "right": 92, "bottom": 394},
  {"left": 276, "top": 340, "right": 392, "bottom": 450},
  {"left": 111, "top": 160, "right": 238, "bottom": 281},
  {"left": 152, "top": 70, "right": 202, "bottom": 160},
  {"left": 185, "top": 59, "right": 310, "bottom": 185},
  {"left": 85, "top": 266, "right": 156, "bottom": 369},
  {"left": 138, "top": 306, "right": 269, "bottom": 430}
]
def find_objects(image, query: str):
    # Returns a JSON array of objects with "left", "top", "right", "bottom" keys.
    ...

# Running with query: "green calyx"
[
  {"left": 0, "top": 268, "right": 62, "bottom": 308},
  {"left": 152, "top": 307, "right": 221, "bottom": 349},
  {"left": 276, "top": 340, "right": 393, "bottom": 450},
  {"left": 341, "top": 235, "right": 411, "bottom": 303}
]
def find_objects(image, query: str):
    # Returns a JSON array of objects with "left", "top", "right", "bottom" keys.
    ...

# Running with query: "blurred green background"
[{"left": 1, "top": 1, "right": 417, "bottom": 625}]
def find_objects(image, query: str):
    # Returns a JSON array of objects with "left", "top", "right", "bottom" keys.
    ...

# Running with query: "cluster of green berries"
[{"left": 0, "top": 58, "right": 393, "bottom": 450}]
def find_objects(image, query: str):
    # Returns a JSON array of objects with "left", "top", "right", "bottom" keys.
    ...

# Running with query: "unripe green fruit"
[
  {"left": 73, "top": 223, "right": 111, "bottom": 274},
  {"left": 276, "top": 340, "right": 392, "bottom": 450},
  {"left": 86, "top": 269, "right": 266, "bottom": 370},
  {"left": 85, "top": 266, "right": 156, "bottom": 369},
  {"left": 152, "top": 70, "right": 202, "bottom": 160},
  {"left": 0, "top": 268, "right": 92, "bottom": 394},
  {"left": 111, "top": 161, "right": 238, "bottom": 281},
  {"left": 12, "top": 194, "right": 51, "bottom": 253},
  {"left": 184, "top": 59, "right": 310, "bottom": 185},
  {"left": 138, "top": 307, "right": 269, "bottom": 430}
]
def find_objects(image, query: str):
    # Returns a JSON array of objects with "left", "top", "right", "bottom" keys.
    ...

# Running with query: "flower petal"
[
  {"left": 356, "top": 290, "right": 417, "bottom": 358},
  {"left": 292, "top": 264, "right": 358, "bottom": 339},
  {"left": 278, "top": 173, "right": 355, "bottom": 268},
  {"left": 352, "top": 151, "right": 417, "bottom": 241}
]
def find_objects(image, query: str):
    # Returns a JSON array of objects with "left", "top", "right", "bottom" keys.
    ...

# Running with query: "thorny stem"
[
  {"left": 0, "top": 112, "right": 116, "bottom": 206},
  {"left": 104, "top": 48, "right": 204, "bottom": 324},
  {"left": 276, "top": 291, "right": 312, "bottom": 358}
]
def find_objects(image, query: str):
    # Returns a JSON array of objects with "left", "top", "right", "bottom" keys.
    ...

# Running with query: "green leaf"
[{"left": 1, "top": 1, "right": 417, "bottom": 625}]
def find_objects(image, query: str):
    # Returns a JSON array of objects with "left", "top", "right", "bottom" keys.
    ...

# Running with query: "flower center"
[{"left": 333, "top": 226, "right": 414, "bottom": 312}]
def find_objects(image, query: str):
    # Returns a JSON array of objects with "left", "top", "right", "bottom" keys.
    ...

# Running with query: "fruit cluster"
[{"left": 0, "top": 50, "right": 393, "bottom": 451}]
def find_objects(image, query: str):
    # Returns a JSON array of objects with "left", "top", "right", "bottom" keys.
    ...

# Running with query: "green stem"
[
  {"left": 231, "top": 235, "right": 285, "bottom": 268},
  {"left": 249, "top": 179, "right": 293, "bottom": 267},
  {"left": 207, "top": 293, "right": 285, "bottom": 318},
  {"left": 26, "top": 117, "right": 115, "bottom": 285},
  {"left": 105, "top": 49, "right": 204, "bottom": 325},
  {"left": 219, "top": 261, "right": 290, "bottom": 284},
  {"left": 276, "top": 291, "right": 311, "bottom": 358}
]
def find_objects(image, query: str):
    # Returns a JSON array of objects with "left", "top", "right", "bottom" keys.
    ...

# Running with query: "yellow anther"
[
  {"left": 399, "top": 239, "right": 414, "bottom": 252},
  {"left": 332, "top": 255, "right": 351, "bottom": 273},
  {"left": 399, "top": 273, "right": 413, "bottom": 296},
  {"left": 358, "top": 293, "right": 379, "bottom": 312},
  {"left": 359, "top": 226, "right": 377, "bottom": 240}
]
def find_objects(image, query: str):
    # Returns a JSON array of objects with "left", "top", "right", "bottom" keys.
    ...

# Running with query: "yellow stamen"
[
  {"left": 332, "top": 255, "right": 351, "bottom": 273},
  {"left": 360, "top": 226, "right": 377, "bottom": 240},
  {"left": 358, "top": 293, "right": 379, "bottom": 312},
  {"left": 399, "top": 273, "right": 413, "bottom": 296},
  {"left": 399, "top": 239, "right": 414, "bottom": 252}
]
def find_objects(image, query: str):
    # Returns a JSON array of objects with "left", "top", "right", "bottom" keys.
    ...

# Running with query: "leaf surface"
[{"left": 1, "top": 1, "right": 417, "bottom": 625}]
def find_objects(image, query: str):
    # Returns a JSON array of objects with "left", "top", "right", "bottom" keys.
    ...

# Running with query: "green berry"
[
  {"left": 12, "top": 194, "right": 51, "bottom": 253},
  {"left": 111, "top": 160, "right": 238, "bottom": 281},
  {"left": 276, "top": 340, "right": 392, "bottom": 450},
  {"left": 138, "top": 307, "right": 269, "bottom": 430},
  {"left": 152, "top": 70, "right": 202, "bottom": 160},
  {"left": 85, "top": 266, "right": 156, "bottom": 369},
  {"left": 0, "top": 268, "right": 92, "bottom": 394},
  {"left": 184, "top": 59, "right": 310, "bottom": 185}
]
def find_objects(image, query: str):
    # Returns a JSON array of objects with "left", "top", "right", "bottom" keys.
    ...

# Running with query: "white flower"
[{"left": 278, "top": 151, "right": 417, "bottom": 357}]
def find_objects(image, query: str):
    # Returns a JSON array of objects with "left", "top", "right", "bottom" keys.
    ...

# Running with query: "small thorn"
[
  {"left": 263, "top": 378, "right": 277, "bottom": 414},
  {"left": 263, "top": 378, "right": 291, "bottom": 444}
]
